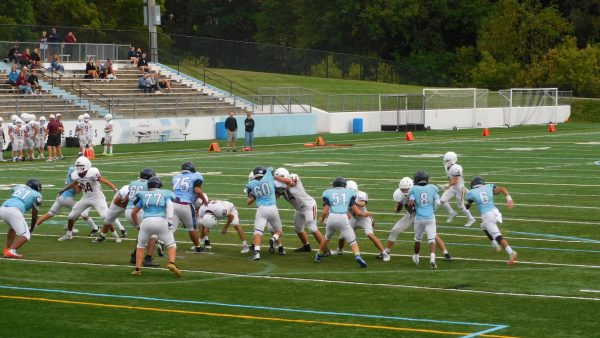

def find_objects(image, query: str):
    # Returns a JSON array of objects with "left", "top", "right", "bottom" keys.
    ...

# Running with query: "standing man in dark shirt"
[
  {"left": 224, "top": 111, "right": 238, "bottom": 152},
  {"left": 243, "top": 110, "right": 255, "bottom": 151},
  {"left": 46, "top": 114, "right": 60, "bottom": 162},
  {"left": 48, "top": 28, "right": 61, "bottom": 60}
]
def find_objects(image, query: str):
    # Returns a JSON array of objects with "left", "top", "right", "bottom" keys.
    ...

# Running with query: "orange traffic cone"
[
  {"left": 548, "top": 123, "right": 556, "bottom": 132},
  {"left": 482, "top": 128, "right": 490, "bottom": 137},
  {"left": 405, "top": 132, "right": 414, "bottom": 141},
  {"left": 208, "top": 142, "right": 221, "bottom": 152},
  {"left": 315, "top": 137, "right": 325, "bottom": 146}
]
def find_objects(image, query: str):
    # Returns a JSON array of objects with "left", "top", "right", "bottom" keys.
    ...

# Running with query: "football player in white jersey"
[
  {"left": 0, "top": 117, "right": 6, "bottom": 162},
  {"left": 57, "top": 157, "right": 118, "bottom": 241},
  {"left": 35, "top": 116, "right": 47, "bottom": 159},
  {"left": 273, "top": 168, "right": 326, "bottom": 253},
  {"left": 337, "top": 180, "right": 390, "bottom": 261},
  {"left": 75, "top": 115, "right": 85, "bottom": 152},
  {"left": 380, "top": 177, "right": 452, "bottom": 261},
  {"left": 440, "top": 151, "right": 475, "bottom": 227},
  {"left": 102, "top": 114, "right": 114, "bottom": 156},
  {"left": 81, "top": 113, "right": 94, "bottom": 150},
  {"left": 23, "top": 113, "right": 37, "bottom": 160},
  {"left": 7, "top": 115, "right": 17, "bottom": 161},
  {"left": 92, "top": 185, "right": 129, "bottom": 243},
  {"left": 196, "top": 196, "right": 250, "bottom": 253},
  {"left": 12, "top": 118, "right": 25, "bottom": 162}
]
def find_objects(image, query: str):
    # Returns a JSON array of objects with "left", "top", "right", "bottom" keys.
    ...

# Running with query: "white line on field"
[
  {"left": 1, "top": 257, "right": 599, "bottom": 302},
  {"left": 580, "top": 290, "right": 600, "bottom": 293}
]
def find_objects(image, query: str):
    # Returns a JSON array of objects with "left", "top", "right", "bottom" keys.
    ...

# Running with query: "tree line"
[{"left": 1, "top": 0, "right": 598, "bottom": 96}]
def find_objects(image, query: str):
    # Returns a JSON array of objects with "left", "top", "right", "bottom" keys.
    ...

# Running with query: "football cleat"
[
  {"left": 251, "top": 251, "right": 261, "bottom": 260},
  {"left": 203, "top": 239, "right": 212, "bottom": 249},
  {"left": 444, "top": 253, "right": 452, "bottom": 261},
  {"left": 447, "top": 211, "right": 457, "bottom": 223},
  {"left": 89, "top": 228, "right": 99, "bottom": 237},
  {"left": 294, "top": 244, "right": 312, "bottom": 252},
  {"left": 4, "top": 248, "right": 22, "bottom": 259},
  {"left": 92, "top": 236, "right": 106, "bottom": 243},
  {"left": 375, "top": 253, "right": 384, "bottom": 259},
  {"left": 115, "top": 236, "right": 122, "bottom": 243},
  {"left": 464, "top": 218, "right": 475, "bottom": 227},
  {"left": 58, "top": 234, "right": 73, "bottom": 241},
  {"left": 167, "top": 263, "right": 182, "bottom": 278},
  {"left": 314, "top": 252, "right": 322, "bottom": 263},
  {"left": 120, "top": 229, "right": 127, "bottom": 238},
  {"left": 157, "top": 241, "right": 165, "bottom": 257},
  {"left": 143, "top": 257, "right": 159, "bottom": 267},
  {"left": 240, "top": 245, "right": 250, "bottom": 254},
  {"left": 508, "top": 251, "right": 518, "bottom": 266},
  {"left": 2, "top": 247, "right": 9, "bottom": 257},
  {"left": 382, "top": 252, "right": 391, "bottom": 262},
  {"left": 431, "top": 260, "right": 438, "bottom": 269},
  {"left": 130, "top": 269, "right": 142, "bottom": 276},
  {"left": 278, "top": 246, "right": 286, "bottom": 256},
  {"left": 335, "top": 248, "right": 344, "bottom": 255},
  {"left": 354, "top": 255, "right": 368, "bottom": 268},
  {"left": 269, "top": 237, "right": 276, "bottom": 254},
  {"left": 412, "top": 254, "right": 420, "bottom": 265}
]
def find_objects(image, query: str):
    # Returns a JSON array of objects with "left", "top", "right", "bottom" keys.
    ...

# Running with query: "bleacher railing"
[{"left": 1, "top": 40, "right": 130, "bottom": 62}]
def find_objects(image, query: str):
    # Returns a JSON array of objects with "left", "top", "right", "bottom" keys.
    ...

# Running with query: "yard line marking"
[
  {"left": 2, "top": 258, "right": 600, "bottom": 302},
  {"left": 0, "top": 294, "right": 514, "bottom": 338},
  {"left": 0, "top": 285, "right": 509, "bottom": 331},
  {"left": 580, "top": 290, "right": 600, "bottom": 293}
]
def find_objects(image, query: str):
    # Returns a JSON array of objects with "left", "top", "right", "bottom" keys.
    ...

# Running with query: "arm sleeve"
[
  {"left": 322, "top": 197, "right": 330, "bottom": 206},
  {"left": 193, "top": 178, "right": 203, "bottom": 188},
  {"left": 349, "top": 196, "right": 356, "bottom": 207}
]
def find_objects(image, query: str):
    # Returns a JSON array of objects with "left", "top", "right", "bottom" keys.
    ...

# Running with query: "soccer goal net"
[
  {"left": 498, "top": 88, "right": 558, "bottom": 127},
  {"left": 423, "top": 88, "right": 489, "bottom": 128}
]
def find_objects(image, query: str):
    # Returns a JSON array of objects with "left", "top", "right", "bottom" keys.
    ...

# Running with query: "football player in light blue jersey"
[
  {"left": 407, "top": 171, "right": 441, "bottom": 269},
  {"left": 315, "top": 177, "right": 369, "bottom": 268},
  {"left": 465, "top": 176, "right": 517, "bottom": 265},
  {"left": 246, "top": 166, "right": 284, "bottom": 260},
  {"left": 1, "top": 179, "right": 43, "bottom": 258},
  {"left": 131, "top": 177, "right": 181, "bottom": 277},
  {"left": 172, "top": 161, "right": 208, "bottom": 252},
  {"left": 34, "top": 163, "right": 99, "bottom": 235}
]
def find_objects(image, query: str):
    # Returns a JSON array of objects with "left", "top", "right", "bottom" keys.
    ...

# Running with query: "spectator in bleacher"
[
  {"left": 16, "top": 70, "right": 33, "bottom": 95},
  {"left": 225, "top": 111, "right": 238, "bottom": 152},
  {"left": 85, "top": 57, "right": 99, "bottom": 79},
  {"left": 8, "top": 42, "right": 20, "bottom": 63},
  {"left": 48, "top": 28, "right": 61, "bottom": 59},
  {"left": 63, "top": 31, "right": 77, "bottom": 60},
  {"left": 138, "top": 53, "right": 150, "bottom": 73},
  {"left": 20, "top": 48, "right": 31, "bottom": 67},
  {"left": 146, "top": 73, "right": 160, "bottom": 93},
  {"left": 105, "top": 59, "right": 117, "bottom": 80},
  {"left": 244, "top": 110, "right": 255, "bottom": 151},
  {"left": 96, "top": 60, "right": 106, "bottom": 79},
  {"left": 30, "top": 48, "right": 41, "bottom": 69},
  {"left": 40, "top": 31, "right": 48, "bottom": 60},
  {"left": 50, "top": 54, "right": 65, "bottom": 73},
  {"left": 27, "top": 70, "right": 41, "bottom": 94},
  {"left": 6, "top": 64, "right": 19, "bottom": 87},
  {"left": 128, "top": 47, "right": 139, "bottom": 67},
  {"left": 154, "top": 73, "right": 172, "bottom": 93},
  {"left": 138, "top": 73, "right": 152, "bottom": 93}
]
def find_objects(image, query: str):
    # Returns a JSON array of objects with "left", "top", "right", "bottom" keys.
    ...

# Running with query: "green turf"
[{"left": 1, "top": 122, "right": 599, "bottom": 337}]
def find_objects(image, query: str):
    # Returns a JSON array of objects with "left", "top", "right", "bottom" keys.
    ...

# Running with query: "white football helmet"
[
  {"left": 274, "top": 167, "right": 289, "bottom": 178},
  {"left": 16, "top": 118, "right": 23, "bottom": 124},
  {"left": 104, "top": 114, "right": 112, "bottom": 121},
  {"left": 39, "top": 116, "right": 46, "bottom": 125},
  {"left": 346, "top": 180, "right": 358, "bottom": 193},
  {"left": 75, "top": 156, "right": 92, "bottom": 174},
  {"left": 443, "top": 151, "right": 458, "bottom": 165},
  {"left": 49, "top": 114, "right": 56, "bottom": 119},
  {"left": 78, "top": 115, "right": 84, "bottom": 122},
  {"left": 30, "top": 114, "right": 36, "bottom": 121},
  {"left": 20, "top": 113, "right": 29, "bottom": 122},
  {"left": 0, "top": 117, "right": 3, "bottom": 123},
  {"left": 10, "top": 115, "right": 18, "bottom": 123},
  {"left": 83, "top": 113, "right": 90, "bottom": 121},
  {"left": 202, "top": 213, "right": 218, "bottom": 229},
  {"left": 399, "top": 177, "right": 414, "bottom": 191}
]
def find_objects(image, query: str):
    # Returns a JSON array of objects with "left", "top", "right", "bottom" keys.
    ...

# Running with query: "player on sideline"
[
  {"left": 81, "top": 113, "right": 94, "bottom": 153},
  {"left": 12, "top": 118, "right": 25, "bottom": 162},
  {"left": 1, "top": 179, "right": 42, "bottom": 258},
  {"left": 440, "top": 151, "right": 475, "bottom": 227},
  {"left": 172, "top": 161, "right": 208, "bottom": 252},
  {"left": 0, "top": 117, "right": 6, "bottom": 162},
  {"left": 75, "top": 115, "right": 84, "bottom": 153},
  {"left": 130, "top": 177, "right": 181, "bottom": 277},
  {"left": 34, "top": 161, "right": 100, "bottom": 235},
  {"left": 246, "top": 166, "right": 285, "bottom": 260},
  {"left": 102, "top": 114, "right": 114, "bottom": 156},
  {"left": 407, "top": 170, "right": 441, "bottom": 269},
  {"left": 35, "top": 116, "right": 47, "bottom": 159},
  {"left": 465, "top": 176, "right": 517, "bottom": 265},
  {"left": 273, "top": 167, "right": 326, "bottom": 252},
  {"left": 56, "top": 157, "right": 118, "bottom": 241},
  {"left": 196, "top": 196, "right": 250, "bottom": 253},
  {"left": 315, "top": 177, "right": 369, "bottom": 268},
  {"left": 23, "top": 113, "right": 37, "bottom": 160},
  {"left": 380, "top": 177, "right": 452, "bottom": 261},
  {"left": 337, "top": 180, "right": 390, "bottom": 261}
]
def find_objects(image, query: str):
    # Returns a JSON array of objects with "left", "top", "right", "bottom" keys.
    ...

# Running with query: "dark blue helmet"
[
  {"left": 140, "top": 167, "right": 156, "bottom": 180},
  {"left": 147, "top": 177, "right": 163, "bottom": 189},
  {"left": 332, "top": 176, "right": 346, "bottom": 188},
  {"left": 253, "top": 166, "right": 266, "bottom": 178},
  {"left": 181, "top": 161, "right": 196, "bottom": 173},
  {"left": 26, "top": 178, "right": 42, "bottom": 192},
  {"left": 414, "top": 171, "right": 429, "bottom": 186},
  {"left": 470, "top": 176, "right": 485, "bottom": 189}
]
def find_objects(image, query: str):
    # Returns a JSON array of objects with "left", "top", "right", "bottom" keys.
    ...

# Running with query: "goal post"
[
  {"left": 422, "top": 88, "right": 489, "bottom": 128},
  {"left": 498, "top": 88, "right": 558, "bottom": 127}
]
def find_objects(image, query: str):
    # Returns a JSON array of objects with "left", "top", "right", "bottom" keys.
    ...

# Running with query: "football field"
[{"left": 1, "top": 123, "right": 599, "bottom": 338}]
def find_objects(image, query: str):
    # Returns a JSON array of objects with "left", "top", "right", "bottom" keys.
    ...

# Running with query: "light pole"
[{"left": 145, "top": 0, "right": 160, "bottom": 63}]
